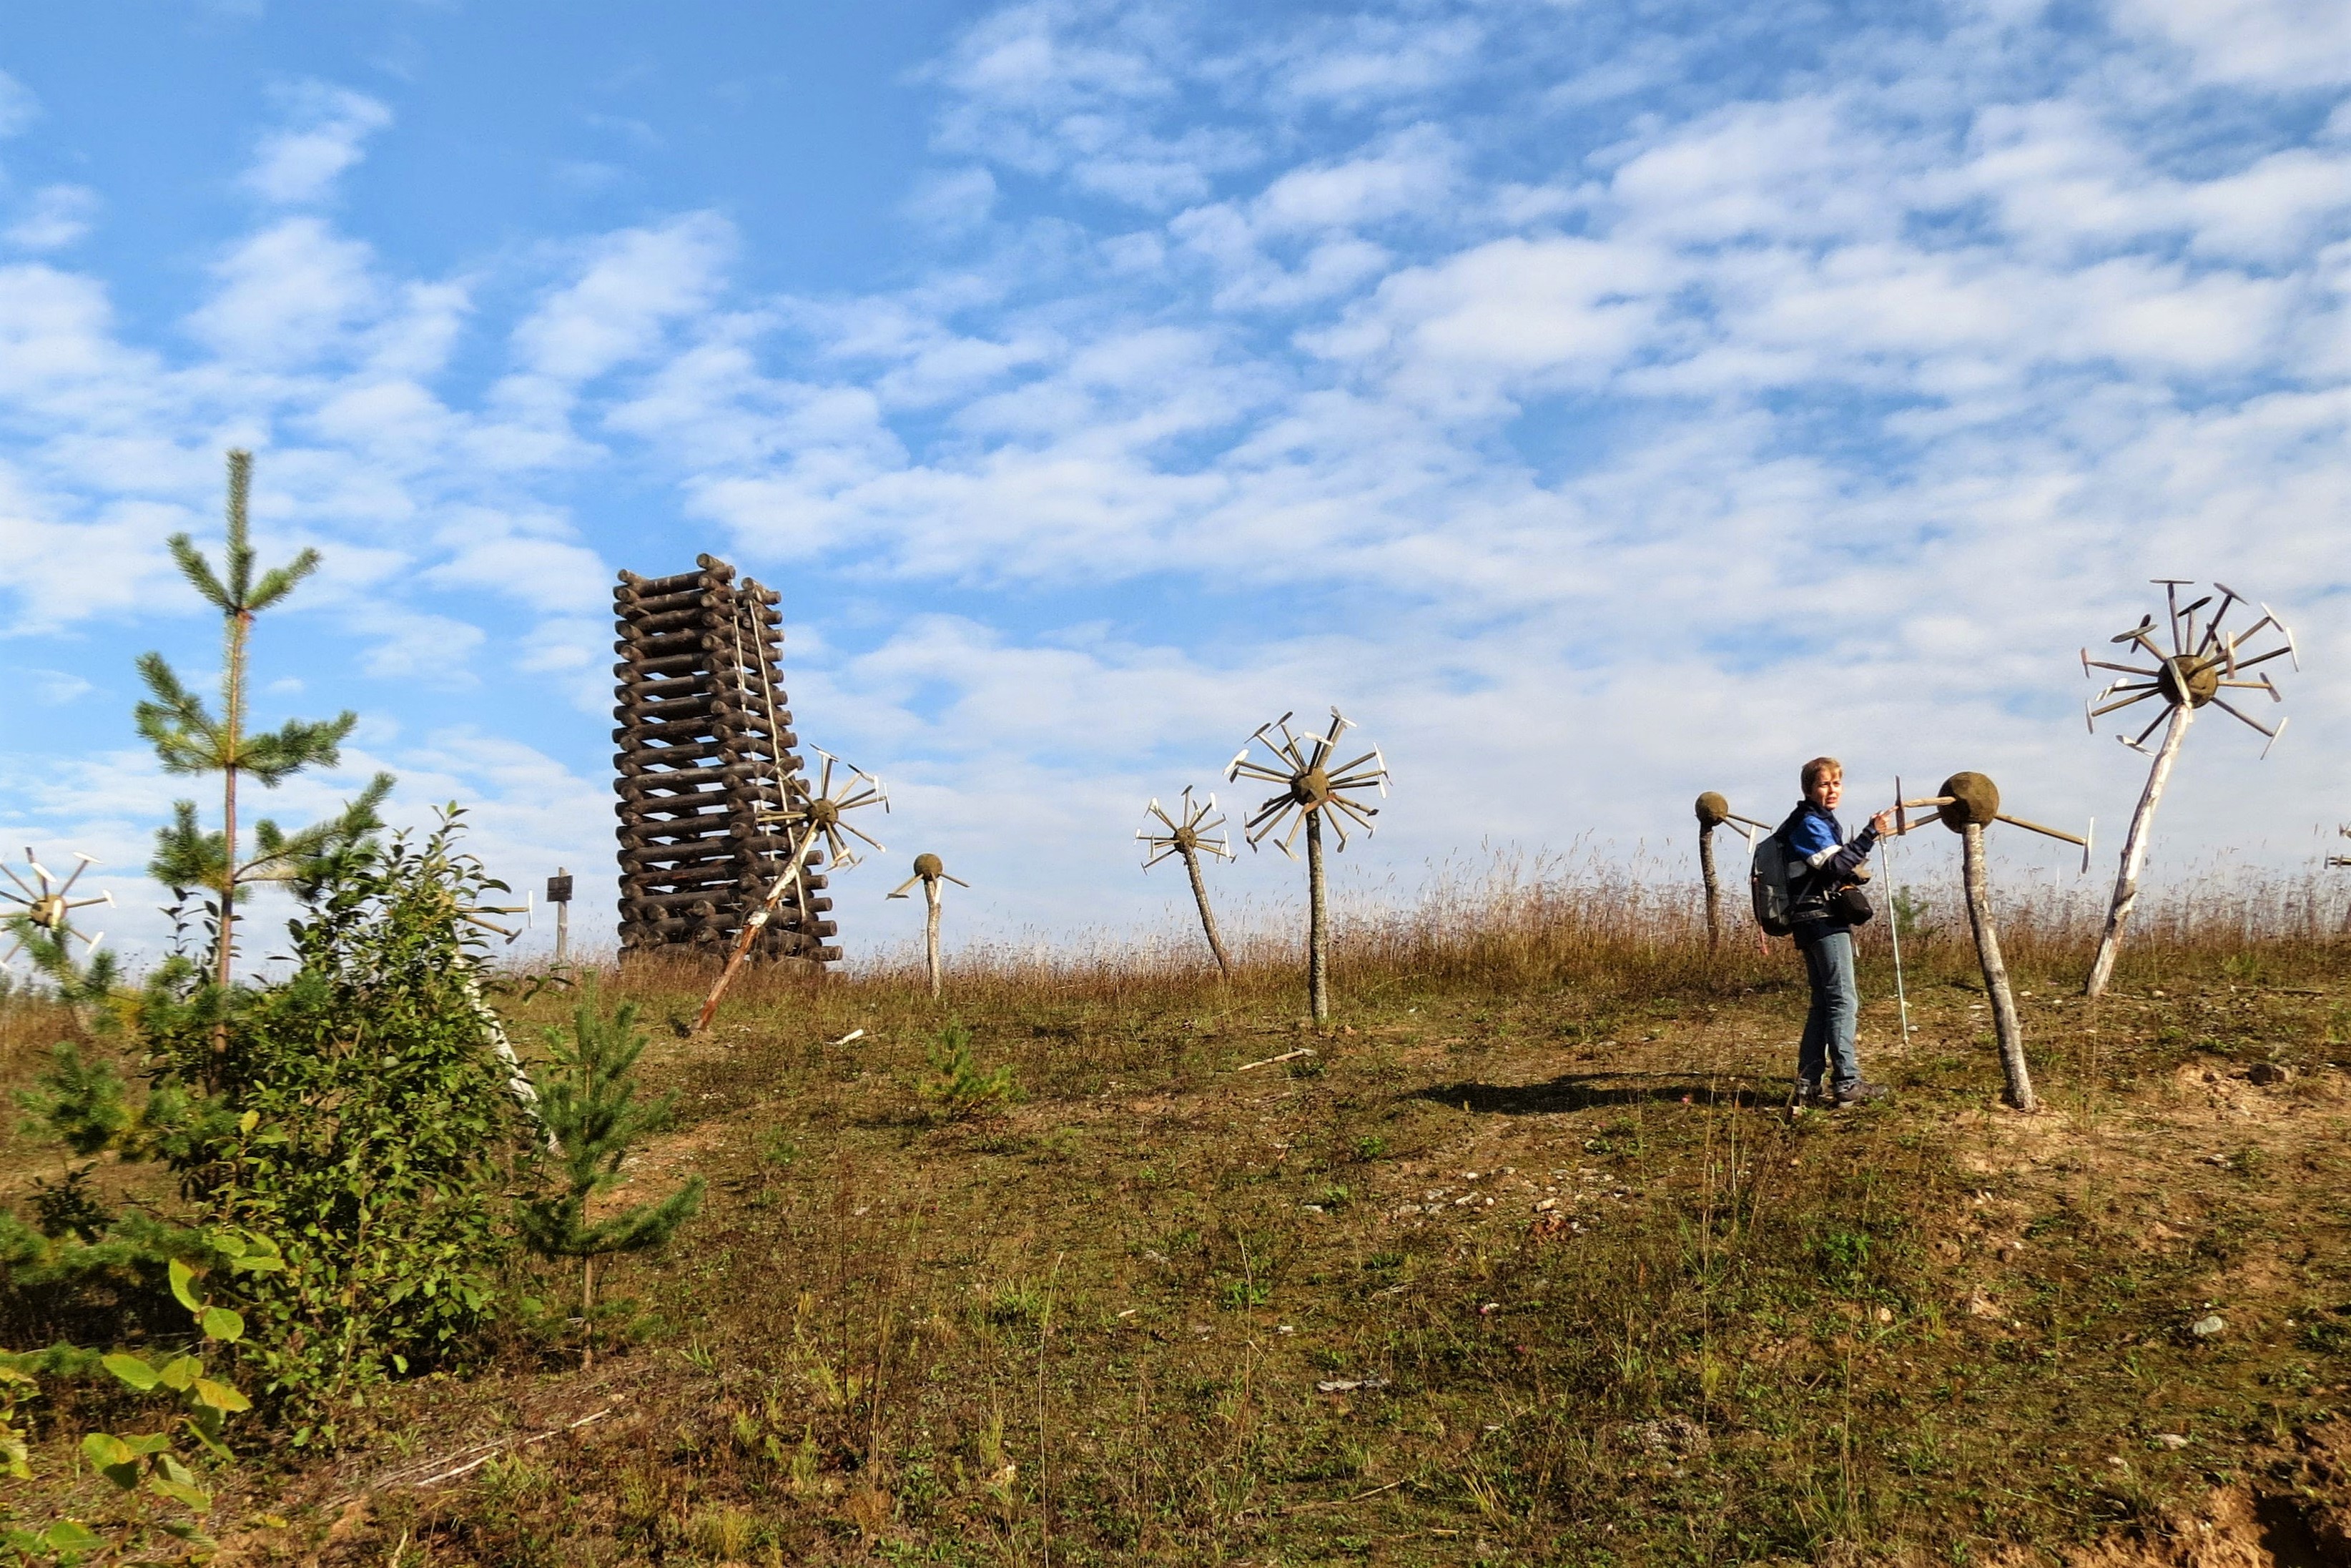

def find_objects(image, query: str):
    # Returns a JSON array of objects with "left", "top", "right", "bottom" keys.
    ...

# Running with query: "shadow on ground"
[{"left": 1410, "top": 1071, "right": 1795, "bottom": 1115}]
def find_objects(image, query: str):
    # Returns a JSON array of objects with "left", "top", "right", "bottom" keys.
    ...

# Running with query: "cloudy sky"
[{"left": 1, "top": 0, "right": 2345, "bottom": 965}]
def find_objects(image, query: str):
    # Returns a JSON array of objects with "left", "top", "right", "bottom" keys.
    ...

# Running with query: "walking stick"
[{"left": 1886, "top": 779, "right": 1912, "bottom": 1050}]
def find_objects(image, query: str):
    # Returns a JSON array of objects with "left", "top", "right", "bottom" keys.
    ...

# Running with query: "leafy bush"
[
  {"left": 918, "top": 1022, "right": 1022, "bottom": 1123},
  {"left": 0, "top": 1230, "right": 271, "bottom": 1563},
  {"left": 14, "top": 814, "right": 536, "bottom": 1441}
]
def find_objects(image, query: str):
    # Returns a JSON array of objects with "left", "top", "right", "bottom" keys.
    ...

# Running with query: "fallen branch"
[
  {"left": 350, "top": 1407, "right": 618, "bottom": 1499},
  {"left": 414, "top": 1408, "right": 616, "bottom": 1489},
  {"left": 1234, "top": 1047, "right": 1317, "bottom": 1073},
  {"left": 1284, "top": 1477, "right": 1406, "bottom": 1513}
]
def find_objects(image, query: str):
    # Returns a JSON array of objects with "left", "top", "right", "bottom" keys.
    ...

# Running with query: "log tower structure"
[{"left": 612, "top": 554, "right": 840, "bottom": 965}]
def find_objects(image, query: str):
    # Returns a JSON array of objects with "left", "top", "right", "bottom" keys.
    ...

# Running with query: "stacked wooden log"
[{"left": 613, "top": 554, "right": 840, "bottom": 964}]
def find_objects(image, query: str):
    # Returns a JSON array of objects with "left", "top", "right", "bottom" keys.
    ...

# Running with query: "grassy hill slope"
[{"left": 4, "top": 914, "right": 2349, "bottom": 1565}]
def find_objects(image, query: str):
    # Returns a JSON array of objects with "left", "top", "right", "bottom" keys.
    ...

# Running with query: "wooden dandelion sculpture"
[
  {"left": 2081, "top": 580, "right": 2296, "bottom": 998},
  {"left": 889, "top": 854, "right": 968, "bottom": 1000},
  {"left": 692, "top": 750, "right": 889, "bottom": 1034},
  {"left": 1226, "top": 709, "right": 1388, "bottom": 1025},
  {"left": 1889, "top": 774, "right": 2091, "bottom": 1113},
  {"left": 1139, "top": 788, "right": 1236, "bottom": 977},
  {"left": 0, "top": 849, "right": 113, "bottom": 965},
  {"left": 1694, "top": 793, "right": 1770, "bottom": 953}
]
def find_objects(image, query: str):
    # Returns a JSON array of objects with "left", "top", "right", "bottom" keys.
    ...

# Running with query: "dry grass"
[{"left": 4, "top": 862, "right": 2350, "bottom": 1565}]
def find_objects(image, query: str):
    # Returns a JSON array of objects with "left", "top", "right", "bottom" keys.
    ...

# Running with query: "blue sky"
[{"left": 1, "top": 0, "right": 2346, "bottom": 963}]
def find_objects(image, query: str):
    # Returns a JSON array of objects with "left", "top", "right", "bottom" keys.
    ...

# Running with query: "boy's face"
[{"left": 1808, "top": 772, "right": 1843, "bottom": 809}]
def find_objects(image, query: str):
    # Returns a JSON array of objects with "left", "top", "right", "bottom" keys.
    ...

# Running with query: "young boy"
[{"left": 1782, "top": 756, "right": 1896, "bottom": 1107}]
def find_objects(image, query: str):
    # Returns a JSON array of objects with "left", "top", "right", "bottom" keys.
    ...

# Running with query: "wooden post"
[
  {"left": 1698, "top": 824, "right": 1720, "bottom": 955},
  {"left": 1306, "top": 809, "right": 1329, "bottom": 1024},
  {"left": 1962, "top": 822, "right": 2037, "bottom": 1113},
  {"left": 925, "top": 877, "right": 944, "bottom": 1000},
  {"left": 1182, "top": 842, "right": 1233, "bottom": 977},
  {"left": 2085, "top": 702, "right": 2194, "bottom": 998}
]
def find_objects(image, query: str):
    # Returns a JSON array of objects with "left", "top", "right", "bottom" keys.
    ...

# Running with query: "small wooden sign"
[{"left": 546, "top": 874, "right": 574, "bottom": 905}]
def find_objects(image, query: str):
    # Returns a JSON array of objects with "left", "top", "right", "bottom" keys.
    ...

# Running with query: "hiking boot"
[
  {"left": 1794, "top": 1079, "right": 1825, "bottom": 1107},
  {"left": 1830, "top": 1081, "right": 1890, "bottom": 1107}
]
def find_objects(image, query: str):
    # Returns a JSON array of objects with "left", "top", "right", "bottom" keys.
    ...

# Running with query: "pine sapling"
[
  {"left": 919, "top": 1020, "right": 1021, "bottom": 1123},
  {"left": 135, "top": 449, "right": 391, "bottom": 1060},
  {"left": 517, "top": 995, "right": 704, "bottom": 1367}
]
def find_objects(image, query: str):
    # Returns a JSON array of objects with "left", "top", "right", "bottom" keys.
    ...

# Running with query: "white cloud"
[
  {"left": 184, "top": 217, "right": 382, "bottom": 365},
  {"left": 11, "top": 666, "right": 94, "bottom": 704},
  {"left": 0, "top": 70, "right": 37, "bottom": 137},
  {"left": 242, "top": 83, "right": 393, "bottom": 204},
  {"left": 421, "top": 513, "right": 611, "bottom": 614},
  {"left": 1271, "top": 15, "right": 1483, "bottom": 107},
  {"left": 507, "top": 212, "right": 735, "bottom": 386},
  {"left": 902, "top": 166, "right": 1000, "bottom": 234},
  {"left": 2108, "top": 0, "right": 2351, "bottom": 88},
  {"left": 353, "top": 606, "right": 488, "bottom": 684},
  {"left": 6, "top": 184, "right": 99, "bottom": 251},
  {"left": 1314, "top": 235, "right": 1667, "bottom": 403}
]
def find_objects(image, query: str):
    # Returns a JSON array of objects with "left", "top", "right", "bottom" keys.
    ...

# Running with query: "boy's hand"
[{"left": 1870, "top": 809, "right": 1896, "bottom": 837}]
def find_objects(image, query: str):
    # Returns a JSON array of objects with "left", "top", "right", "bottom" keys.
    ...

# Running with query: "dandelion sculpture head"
[
  {"left": 1138, "top": 788, "right": 1233, "bottom": 871},
  {"left": 2084, "top": 580, "right": 2297, "bottom": 756},
  {"left": 1224, "top": 709, "right": 1388, "bottom": 858},
  {"left": 760, "top": 749, "right": 889, "bottom": 871},
  {"left": 888, "top": 852, "right": 969, "bottom": 899},
  {"left": 0, "top": 848, "right": 112, "bottom": 962}
]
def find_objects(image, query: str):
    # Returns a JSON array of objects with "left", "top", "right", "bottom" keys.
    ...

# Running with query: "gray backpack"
[{"left": 1749, "top": 827, "right": 1798, "bottom": 937}]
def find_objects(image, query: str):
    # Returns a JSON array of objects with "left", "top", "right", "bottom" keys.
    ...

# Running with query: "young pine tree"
[
  {"left": 134, "top": 449, "right": 392, "bottom": 1029},
  {"left": 517, "top": 995, "right": 704, "bottom": 1367}
]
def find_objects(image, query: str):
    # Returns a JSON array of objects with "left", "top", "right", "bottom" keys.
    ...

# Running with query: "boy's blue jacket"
[{"left": 1780, "top": 800, "right": 1879, "bottom": 934}]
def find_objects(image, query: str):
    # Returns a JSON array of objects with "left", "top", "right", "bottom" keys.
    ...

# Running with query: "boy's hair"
[{"left": 1801, "top": 756, "right": 1843, "bottom": 793}]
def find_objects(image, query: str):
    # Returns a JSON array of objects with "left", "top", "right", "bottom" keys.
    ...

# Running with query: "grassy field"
[{"left": 4, "top": 881, "right": 2350, "bottom": 1566}]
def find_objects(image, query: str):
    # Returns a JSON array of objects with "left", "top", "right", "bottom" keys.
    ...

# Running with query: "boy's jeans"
[{"left": 1797, "top": 929, "right": 1860, "bottom": 1091}]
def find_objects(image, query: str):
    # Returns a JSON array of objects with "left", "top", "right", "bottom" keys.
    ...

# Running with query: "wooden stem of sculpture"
[
  {"left": 1698, "top": 824, "right": 1721, "bottom": 955},
  {"left": 1306, "top": 809, "right": 1330, "bottom": 1025},
  {"left": 925, "top": 878, "right": 943, "bottom": 1001},
  {"left": 1183, "top": 845, "right": 1232, "bottom": 977},
  {"left": 691, "top": 835, "right": 810, "bottom": 1036},
  {"left": 2085, "top": 702, "right": 2194, "bottom": 999},
  {"left": 1963, "top": 823, "right": 2037, "bottom": 1113}
]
